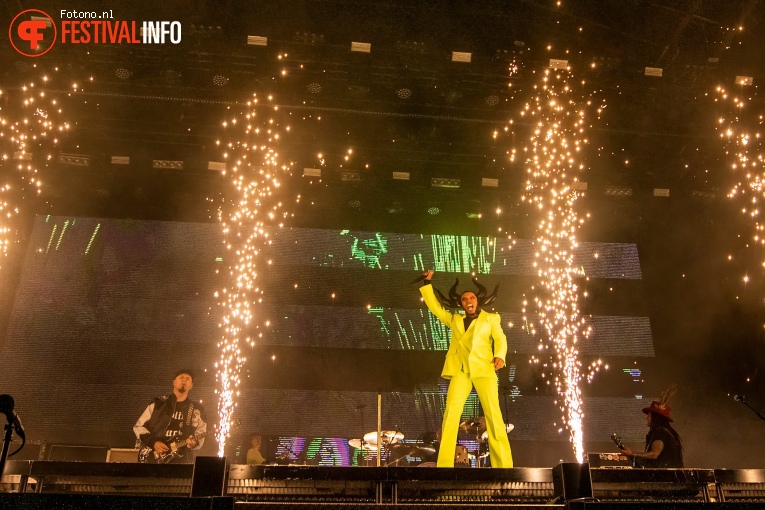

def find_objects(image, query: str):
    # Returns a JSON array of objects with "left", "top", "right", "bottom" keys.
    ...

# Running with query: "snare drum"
[{"left": 454, "top": 445, "right": 469, "bottom": 467}]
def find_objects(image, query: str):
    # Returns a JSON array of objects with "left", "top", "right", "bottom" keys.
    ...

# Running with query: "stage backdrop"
[{"left": 0, "top": 215, "right": 654, "bottom": 465}]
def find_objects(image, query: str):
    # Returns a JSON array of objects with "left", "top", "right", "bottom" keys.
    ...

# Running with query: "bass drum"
[{"left": 454, "top": 445, "right": 470, "bottom": 467}]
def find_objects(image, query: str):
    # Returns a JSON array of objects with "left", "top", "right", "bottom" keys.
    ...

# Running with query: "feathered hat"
[
  {"left": 434, "top": 278, "right": 500, "bottom": 309},
  {"left": 642, "top": 384, "right": 677, "bottom": 421}
]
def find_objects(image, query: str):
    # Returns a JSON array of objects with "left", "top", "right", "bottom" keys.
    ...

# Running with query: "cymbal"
[
  {"left": 459, "top": 416, "right": 486, "bottom": 434},
  {"left": 480, "top": 423, "right": 514, "bottom": 441},
  {"left": 363, "top": 430, "right": 404, "bottom": 444},
  {"left": 348, "top": 438, "right": 378, "bottom": 451},
  {"left": 416, "top": 445, "right": 437, "bottom": 454}
]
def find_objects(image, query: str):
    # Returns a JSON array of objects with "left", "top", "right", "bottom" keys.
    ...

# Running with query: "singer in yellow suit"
[{"left": 419, "top": 269, "right": 513, "bottom": 468}]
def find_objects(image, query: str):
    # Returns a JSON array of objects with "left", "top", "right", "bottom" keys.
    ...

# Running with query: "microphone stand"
[
  {"left": 737, "top": 397, "right": 765, "bottom": 421},
  {"left": 0, "top": 421, "right": 14, "bottom": 478}
]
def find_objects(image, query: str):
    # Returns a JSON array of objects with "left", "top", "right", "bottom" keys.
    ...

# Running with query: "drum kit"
[
  {"left": 458, "top": 416, "right": 514, "bottom": 468},
  {"left": 348, "top": 418, "right": 513, "bottom": 468},
  {"left": 348, "top": 430, "right": 437, "bottom": 467}
]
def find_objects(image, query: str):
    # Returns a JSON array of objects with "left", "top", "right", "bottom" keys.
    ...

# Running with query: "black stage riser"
[{"left": 0, "top": 494, "right": 234, "bottom": 510}]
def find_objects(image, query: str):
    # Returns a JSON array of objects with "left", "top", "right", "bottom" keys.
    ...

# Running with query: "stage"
[{"left": 3, "top": 459, "right": 765, "bottom": 509}]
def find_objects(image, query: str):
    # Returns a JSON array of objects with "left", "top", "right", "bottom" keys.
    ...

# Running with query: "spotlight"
[
  {"left": 427, "top": 206, "right": 441, "bottom": 215},
  {"left": 307, "top": 82, "right": 322, "bottom": 94},
  {"left": 115, "top": 68, "right": 131, "bottom": 80},
  {"left": 212, "top": 75, "right": 229, "bottom": 87},
  {"left": 485, "top": 95, "right": 500, "bottom": 106}
]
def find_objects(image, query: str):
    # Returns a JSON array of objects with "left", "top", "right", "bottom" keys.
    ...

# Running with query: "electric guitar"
[
  {"left": 138, "top": 433, "right": 205, "bottom": 464},
  {"left": 610, "top": 433, "right": 638, "bottom": 467}
]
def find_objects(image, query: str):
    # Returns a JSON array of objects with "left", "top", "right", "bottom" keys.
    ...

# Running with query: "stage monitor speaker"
[
  {"left": 552, "top": 462, "right": 593, "bottom": 502},
  {"left": 106, "top": 448, "right": 140, "bottom": 462},
  {"left": 46, "top": 444, "right": 109, "bottom": 462},
  {"left": 191, "top": 456, "right": 228, "bottom": 497}
]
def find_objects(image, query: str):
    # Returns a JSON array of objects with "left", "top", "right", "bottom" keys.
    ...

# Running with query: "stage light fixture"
[
  {"left": 427, "top": 206, "right": 441, "bottom": 215},
  {"left": 549, "top": 59, "right": 568, "bottom": 70},
  {"left": 572, "top": 181, "right": 588, "bottom": 191},
  {"left": 736, "top": 76, "right": 753, "bottom": 86},
  {"left": 12, "top": 152, "right": 32, "bottom": 161},
  {"left": 341, "top": 172, "right": 361, "bottom": 182},
  {"left": 212, "top": 75, "right": 229, "bottom": 87},
  {"left": 653, "top": 188, "right": 670, "bottom": 197},
  {"left": 452, "top": 52, "right": 471, "bottom": 63},
  {"left": 604, "top": 186, "right": 632, "bottom": 196},
  {"left": 485, "top": 95, "right": 500, "bottom": 106},
  {"left": 111, "top": 156, "right": 130, "bottom": 165},
  {"left": 691, "top": 190, "right": 716, "bottom": 199},
  {"left": 481, "top": 178, "right": 499, "bottom": 187},
  {"left": 152, "top": 160, "right": 184, "bottom": 170},
  {"left": 396, "top": 87, "right": 413, "bottom": 99},
  {"left": 348, "top": 199, "right": 362, "bottom": 209},
  {"left": 392, "top": 172, "right": 410, "bottom": 180},
  {"left": 431, "top": 177, "right": 461, "bottom": 189},
  {"left": 644, "top": 67, "right": 663, "bottom": 77},
  {"left": 303, "top": 168, "right": 321, "bottom": 177},
  {"left": 115, "top": 68, "right": 131, "bottom": 80},
  {"left": 351, "top": 42, "right": 371, "bottom": 53},
  {"left": 307, "top": 82, "right": 322, "bottom": 94},
  {"left": 58, "top": 154, "right": 90, "bottom": 166},
  {"left": 247, "top": 36, "right": 267, "bottom": 46},
  {"left": 208, "top": 161, "right": 226, "bottom": 172}
]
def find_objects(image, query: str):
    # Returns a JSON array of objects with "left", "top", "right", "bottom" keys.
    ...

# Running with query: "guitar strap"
[{"left": 185, "top": 402, "right": 195, "bottom": 438}]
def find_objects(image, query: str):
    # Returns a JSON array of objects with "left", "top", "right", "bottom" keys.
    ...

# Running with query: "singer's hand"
[
  {"left": 424, "top": 269, "right": 434, "bottom": 280},
  {"left": 493, "top": 358, "right": 505, "bottom": 370}
]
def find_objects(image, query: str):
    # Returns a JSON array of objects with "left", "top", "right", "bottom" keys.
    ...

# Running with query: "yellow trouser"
[{"left": 437, "top": 371, "right": 513, "bottom": 468}]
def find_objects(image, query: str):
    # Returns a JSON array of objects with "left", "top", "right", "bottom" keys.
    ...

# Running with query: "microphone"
[
  {"left": 409, "top": 274, "right": 427, "bottom": 284},
  {"left": 734, "top": 394, "right": 745, "bottom": 402},
  {"left": 0, "top": 394, "right": 25, "bottom": 439}
]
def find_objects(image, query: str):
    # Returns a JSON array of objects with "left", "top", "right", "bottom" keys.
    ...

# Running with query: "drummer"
[{"left": 246, "top": 433, "right": 266, "bottom": 465}]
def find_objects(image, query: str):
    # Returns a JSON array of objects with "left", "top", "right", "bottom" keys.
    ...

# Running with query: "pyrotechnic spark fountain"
[
  {"left": 715, "top": 87, "right": 765, "bottom": 269},
  {"left": 214, "top": 94, "right": 293, "bottom": 456},
  {"left": 0, "top": 70, "right": 70, "bottom": 269},
  {"left": 518, "top": 68, "right": 596, "bottom": 462}
]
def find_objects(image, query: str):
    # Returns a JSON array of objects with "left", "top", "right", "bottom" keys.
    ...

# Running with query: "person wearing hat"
[
  {"left": 618, "top": 387, "right": 683, "bottom": 468},
  {"left": 417, "top": 269, "right": 513, "bottom": 468},
  {"left": 134, "top": 369, "right": 207, "bottom": 463}
]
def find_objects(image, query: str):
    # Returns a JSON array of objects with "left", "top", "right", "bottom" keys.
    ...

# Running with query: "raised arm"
[{"left": 418, "top": 270, "right": 453, "bottom": 326}]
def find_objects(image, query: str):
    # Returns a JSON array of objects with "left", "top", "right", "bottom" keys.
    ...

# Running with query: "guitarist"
[
  {"left": 617, "top": 395, "right": 683, "bottom": 468},
  {"left": 134, "top": 369, "right": 207, "bottom": 463}
]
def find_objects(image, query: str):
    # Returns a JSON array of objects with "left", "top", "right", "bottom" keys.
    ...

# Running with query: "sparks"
[
  {"left": 716, "top": 88, "right": 765, "bottom": 268},
  {"left": 518, "top": 68, "right": 597, "bottom": 463},
  {"left": 0, "top": 70, "right": 70, "bottom": 270},
  {"left": 215, "top": 95, "right": 293, "bottom": 456}
]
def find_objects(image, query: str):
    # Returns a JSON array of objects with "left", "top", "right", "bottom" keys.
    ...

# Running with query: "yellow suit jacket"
[{"left": 420, "top": 284, "right": 508, "bottom": 379}]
